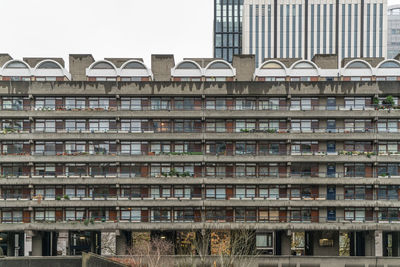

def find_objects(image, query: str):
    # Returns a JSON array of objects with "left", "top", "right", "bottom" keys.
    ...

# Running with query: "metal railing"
[
  {"left": 1, "top": 215, "right": 399, "bottom": 224},
  {"left": 1, "top": 193, "right": 398, "bottom": 201},
  {"left": 0, "top": 171, "right": 394, "bottom": 179},
  {"left": 2, "top": 103, "right": 397, "bottom": 112}
]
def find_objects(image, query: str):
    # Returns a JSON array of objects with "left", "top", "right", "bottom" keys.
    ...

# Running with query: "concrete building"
[
  {"left": 214, "top": 0, "right": 244, "bottom": 62},
  {"left": 243, "top": 0, "right": 388, "bottom": 66},
  {"left": 1, "top": 52, "right": 400, "bottom": 261},
  {"left": 388, "top": 5, "right": 400, "bottom": 59}
]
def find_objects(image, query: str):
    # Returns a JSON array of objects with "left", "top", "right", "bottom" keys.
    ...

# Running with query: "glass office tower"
[
  {"left": 214, "top": 0, "right": 244, "bottom": 62},
  {"left": 388, "top": 5, "right": 400, "bottom": 59}
]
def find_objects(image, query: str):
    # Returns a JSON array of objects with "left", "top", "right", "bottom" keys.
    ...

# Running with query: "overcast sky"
[{"left": 1, "top": 0, "right": 398, "bottom": 67}]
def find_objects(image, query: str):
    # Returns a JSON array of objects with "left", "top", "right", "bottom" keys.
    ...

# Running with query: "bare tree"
[
  {"left": 215, "top": 229, "right": 258, "bottom": 267},
  {"left": 119, "top": 237, "right": 175, "bottom": 267},
  {"left": 177, "top": 228, "right": 259, "bottom": 267}
]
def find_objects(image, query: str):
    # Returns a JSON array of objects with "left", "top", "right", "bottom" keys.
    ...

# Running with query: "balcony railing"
[
  {"left": 0, "top": 171, "right": 397, "bottom": 179},
  {"left": 2, "top": 104, "right": 397, "bottom": 112},
  {"left": 1, "top": 193, "right": 398, "bottom": 201},
  {"left": 2, "top": 126, "right": 399, "bottom": 134},
  {"left": 2, "top": 215, "right": 399, "bottom": 224}
]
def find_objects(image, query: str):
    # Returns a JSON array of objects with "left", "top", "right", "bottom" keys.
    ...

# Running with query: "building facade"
[
  {"left": 214, "top": 0, "right": 244, "bottom": 62},
  {"left": 388, "top": 5, "right": 400, "bottom": 59},
  {"left": 243, "top": 0, "right": 388, "bottom": 66},
  {"left": 1, "top": 53, "right": 400, "bottom": 259}
]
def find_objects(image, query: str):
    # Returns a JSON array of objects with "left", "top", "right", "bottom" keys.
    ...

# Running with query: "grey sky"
[{"left": 1, "top": 0, "right": 398, "bottom": 67}]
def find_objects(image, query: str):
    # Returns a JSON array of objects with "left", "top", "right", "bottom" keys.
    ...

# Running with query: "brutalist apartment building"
[{"left": 0, "top": 52, "right": 400, "bottom": 259}]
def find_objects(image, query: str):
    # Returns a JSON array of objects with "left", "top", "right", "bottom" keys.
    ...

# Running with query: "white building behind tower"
[{"left": 243, "top": 0, "right": 387, "bottom": 66}]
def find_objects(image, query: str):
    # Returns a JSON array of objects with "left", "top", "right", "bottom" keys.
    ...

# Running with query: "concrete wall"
[
  {"left": 312, "top": 231, "right": 339, "bottom": 256},
  {"left": 280, "top": 232, "right": 291, "bottom": 255},
  {"left": 82, "top": 252, "right": 128, "bottom": 267},
  {"left": 233, "top": 55, "right": 255, "bottom": 81},
  {"left": 151, "top": 55, "right": 174, "bottom": 81},
  {"left": 69, "top": 54, "right": 94, "bottom": 81},
  {"left": 312, "top": 54, "right": 338, "bottom": 69},
  {"left": 0, "top": 54, "right": 12, "bottom": 67},
  {"left": 0, "top": 257, "right": 81, "bottom": 267},
  {"left": 32, "top": 235, "right": 42, "bottom": 256}
]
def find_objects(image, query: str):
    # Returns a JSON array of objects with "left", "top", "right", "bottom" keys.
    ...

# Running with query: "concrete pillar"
[
  {"left": 116, "top": 231, "right": 128, "bottom": 255},
  {"left": 101, "top": 231, "right": 116, "bottom": 255},
  {"left": 24, "top": 231, "right": 33, "bottom": 256},
  {"left": 32, "top": 234, "right": 43, "bottom": 256},
  {"left": 375, "top": 230, "right": 383, "bottom": 256},
  {"left": 57, "top": 231, "right": 68, "bottom": 256}
]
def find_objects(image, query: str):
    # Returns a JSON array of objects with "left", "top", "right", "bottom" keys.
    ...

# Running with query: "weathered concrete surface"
[
  {"left": 82, "top": 252, "right": 128, "bottom": 267},
  {"left": 1, "top": 80, "right": 400, "bottom": 96},
  {"left": 0, "top": 256, "right": 81, "bottom": 267},
  {"left": 108, "top": 255, "right": 400, "bottom": 267}
]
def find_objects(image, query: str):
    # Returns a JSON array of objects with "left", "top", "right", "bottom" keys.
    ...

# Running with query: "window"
[
  {"left": 120, "top": 209, "right": 141, "bottom": 222},
  {"left": 2, "top": 141, "right": 26, "bottom": 155},
  {"left": 378, "top": 120, "right": 398, "bottom": 133},
  {"left": 235, "top": 120, "right": 256, "bottom": 132},
  {"left": 206, "top": 98, "right": 227, "bottom": 110},
  {"left": 65, "top": 142, "right": 86, "bottom": 154},
  {"left": 150, "top": 98, "right": 170, "bottom": 110},
  {"left": 89, "top": 120, "right": 111, "bottom": 132},
  {"left": 174, "top": 98, "right": 199, "bottom": 110},
  {"left": 120, "top": 164, "right": 142, "bottom": 178},
  {"left": 2, "top": 97, "right": 24, "bottom": 110},
  {"left": 35, "top": 97, "right": 56, "bottom": 110},
  {"left": 235, "top": 164, "right": 256, "bottom": 177},
  {"left": 344, "top": 208, "right": 366, "bottom": 222},
  {"left": 326, "top": 98, "right": 336, "bottom": 110},
  {"left": 174, "top": 209, "right": 195, "bottom": 222},
  {"left": 259, "top": 164, "right": 279, "bottom": 178},
  {"left": 89, "top": 98, "right": 110, "bottom": 110},
  {"left": 344, "top": 163, "right": 370, "bottom": 178},
  {"left": 378, "top": 208, "right": 399, "bottom": 222},
  {"left": 258, "top": 98, "right": 283, "bottom": 110},
  {"left": 206, "top": 120, "right": 225, "bottom": 133},
  {"left": 378, "top": 142, "right": 399, "bottom": 154},
  {"left": 235, "top": 99, "right": 256, "bottom": 110},
  {"left": 206, "top": 186, "right": 226, "bottom": 199},
  {"left": 89, "top": 141, "right": 116, "bottom": 155},
  {"left": 121, "top": 120, "right": 145, "bottom": 132},
  {"left": 65, "top": 98, "right": 86, "bottom": 110},
  {"left": 290, "top": 98, "right": 314, "bottom": 111},
  {"left": 35, "top": 120, "right": 56, "bottom": 133},
  {"left": 344, "top": 120, "right": 371, "bottom": 133},
  {"left": 291, "top": 141, "right": 317, "bottom": 155},
  {"left": 65, "top": 164, "right": 87, "bottom": 176},
  {"left": 151, "top": 209, "right": 171, "bottom": 222},
  {"left": 344, "top": 97, "right": 370, "bottom": 110},
  {"left": 235, "top": 142, "right": 256, "bottom": 155},
  {"left": 65, "top": 120, "right": 86, "bottom": 132},
  {"left": 120, "top": 98, "right": 143, "bottom": 110},
  {"left": 378, "top": 164, "right": 399, "bottom": 177},
  {"left": 34, "top": 141, "right": 60, "bottom": 156},
  {"left": 291, "top": 120, "right": 317, "bottom": 132}
]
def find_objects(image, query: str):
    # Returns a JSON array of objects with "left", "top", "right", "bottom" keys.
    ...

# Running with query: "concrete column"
[
  {"left": 32, "top": 234, "right": 43, "bottom": 256},
  {"left": 101, "top": 231, "right": 116, "bottom": 255},
  {"left": 116, "top": 230, "right": 128, "bottom": 255},
  {"left": 375, "top": 230, "right": 383, "bottom": 257},
  {"left": 57, "top": 231, "right": 68, "bottom": 256},
  {"left": 24, "top": 231, "right": 33, "bottom": 256}
]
